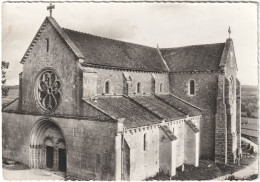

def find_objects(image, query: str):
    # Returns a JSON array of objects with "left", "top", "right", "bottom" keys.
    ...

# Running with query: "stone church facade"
[{"left": 2, "top": 16, "right": 241, "bottom": 180}]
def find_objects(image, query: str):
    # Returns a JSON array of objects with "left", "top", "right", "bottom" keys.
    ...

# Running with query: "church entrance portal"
[
  {"left": 30, "top": 119, "right": 66, "bottom": 173},
  {"left": 58, "top": 149, "right": 66, "bottom": 172},
  {"left": 46, "top": 146, "right": 54, "bottom": 169}
]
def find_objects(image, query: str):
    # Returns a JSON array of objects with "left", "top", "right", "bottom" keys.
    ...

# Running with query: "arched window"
[
  {"left": 230, "top": 77, "right": 233, "bottom": 84},
  {"left": 125, "top": 83, "right": 128, "bottom": 95},
  {"left": 137, "top": 82, "right": 141, "bottom": 93},
  {"left": 189, "top": 80, "right": 195, "bottom": 95},
  {"left": 105, "top": 81, "right": 110, "bottom": 94},
  {"left": 143, "top": 133, "right": 147, "bottom": 151},
  {"left": 160, "top": 83, "right": 163, "bottom": 93},
  {"left": 229, "top": 77, "right": 234, "bottom": 99}
]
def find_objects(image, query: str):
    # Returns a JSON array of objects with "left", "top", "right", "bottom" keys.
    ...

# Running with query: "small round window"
[{"left": 35, "top": 69, "right": 62, "bottom": 112}]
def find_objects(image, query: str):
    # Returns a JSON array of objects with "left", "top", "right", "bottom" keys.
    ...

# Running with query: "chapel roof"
[
  {"left": 85, "top": 94, "right": 202, "bottom": 129},
  {"left": 2, "top": 98, "right": 19, "bottom": 112},
  {"left": 63, "top": 28, "right": 168, "bottom": 72},
  {"left": 85, "top": 96, "right": 162, "bottom": 129},
  {"left": 155, "top": 94, "right": 202, "bottom": 116},
  {"left": 130, "top": 95, "right": 186, "bottom": 120},
  {"left": 159, "top": 43, "right": 225, "bottom": 72}
]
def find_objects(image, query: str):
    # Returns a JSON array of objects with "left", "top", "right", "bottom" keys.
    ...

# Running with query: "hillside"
[
  {"left": 241, "top": 85, "right": 258, "bottom": 97},
  {"left": 2, "top": 85, "right": 19, "bottom": 107},
  {"left": 241, "top": 85, "right": 258, "bottom": 118}
]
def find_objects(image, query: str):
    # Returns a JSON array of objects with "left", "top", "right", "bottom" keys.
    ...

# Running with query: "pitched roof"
[
  {"left": 21, "top": 17, "right": 229, "bottom": 73},
  {"left": 130, "top": 95, "right": 186, "bottom": 121},
  {"left": 2, "top": 98, "right": 112, "bottom": 121},
  {"left": 155, "top": 94, "right": 202, "bottom": 116},
  {"left": 63, "top": 28, "right": 168, "bottom": 72},
  {"left": 2, "top": 98, "right": 19, "bottom": 112},
  {"left": 159, "top": 43, "right": 225, "bottom": 72},
  {"left": 86, "top": 96, "right": 162, "bottom": 129}
]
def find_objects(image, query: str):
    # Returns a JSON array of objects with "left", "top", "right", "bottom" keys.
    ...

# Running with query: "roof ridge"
[
  {"left": 155, "top": 94, "right": 189, "bottom": 116},
  {"left": 160, "top": 42, "right": 225, "bottom": 50},
  {"left": 82, "top": 99, "right": 117, "bottom": 121},
  {"left": 62, "top": 27, "right": 156, "bottom": 50},
  {"left": 126, "top": 95, "right": 164, "bottom": 121},
  {"left": 169, "top": 94, "right": 203, "bottom": 111}
]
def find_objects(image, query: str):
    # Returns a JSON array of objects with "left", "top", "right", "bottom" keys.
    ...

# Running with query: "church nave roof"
[{"left": 63, "top": 28, "right": 168, "bottom": 73}]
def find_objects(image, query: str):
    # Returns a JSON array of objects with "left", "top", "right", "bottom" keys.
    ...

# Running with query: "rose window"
[{"left": 35, "top": 69, "right": 61, "bottom": 112}]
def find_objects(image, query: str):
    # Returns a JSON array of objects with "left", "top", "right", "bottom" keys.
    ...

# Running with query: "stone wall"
[
  {"left": 20, "top": 20, "right": 80, "bottom": 116},
  {"left": 215, "top": 75, "right": 227, "bottom": 164},
  {"left": 223, "top": 40, "right": 238, "bottom": 163},
  {"left": 184, "top": 120, "right": 200, "bottom": 167},
  {"left": 215, "top": 39, "right": 240, "bottom": 164},
  {"left": 236, "top": 79, "right": 241, "bottom": 152},
  {"left": 159, "top": 126, "right": 176, "bottom": 176},
  {"left": 83, "top": 68, "right": 169, "bottom": 97},
  {"left": 2, "top": 112, "right": 117, "bottom": 180},
  {"left": 169, "top": 72, "right": 219, "bottom": 159},
  {"left": 123, "top": 125, "right": 160, "bottom": 180}
]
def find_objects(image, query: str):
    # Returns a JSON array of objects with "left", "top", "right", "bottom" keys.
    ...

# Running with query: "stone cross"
[
  {"left": 47, "top": 3, "right": 55, "bottom": 17},
  {"left": 228, "top": 26, "right": 231, "bottom": 38}
]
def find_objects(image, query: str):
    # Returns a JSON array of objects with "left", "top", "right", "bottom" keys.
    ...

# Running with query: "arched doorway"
[{"left": 29, "top": 118, "right": 66, "bottom": 172}]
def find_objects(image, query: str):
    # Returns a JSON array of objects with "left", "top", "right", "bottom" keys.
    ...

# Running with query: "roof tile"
[
  {"left": 160, "top": 43, "right": 225, "bottom": 72},
  {"left": 63, "top": 28, "right": 168, "bottom": 72},
  {"left": 86, "top": 96, "right": 162, "bottom": 129},
  {"left": 156, "top": 94, "right": 202, "bottom": 116}
]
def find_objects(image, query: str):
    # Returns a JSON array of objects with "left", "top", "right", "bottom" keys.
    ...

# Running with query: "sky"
[{"left": 2, "top": 2, "right": 258, "bottom": 86}]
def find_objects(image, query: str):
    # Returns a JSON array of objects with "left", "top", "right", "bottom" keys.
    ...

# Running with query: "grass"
[
  {"left": 242, "top": 135, "right": 258, "bottom": 145},
  {"left": 2, "top": 158, "right": 29, "bottom": 170},
  {"left": 147, "top": 140, "right": 258, "bottom": 180}
]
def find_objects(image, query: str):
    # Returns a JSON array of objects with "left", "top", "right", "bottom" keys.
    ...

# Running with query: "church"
[{"left": 2, "top": 7, "right": 241, "bottom": 181}]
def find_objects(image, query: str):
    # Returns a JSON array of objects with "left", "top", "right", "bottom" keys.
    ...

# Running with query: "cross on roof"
[
  {"left": 47, "top": 3, "right": 55, "bottom": 17},
  {"left": 228, "top": 26, "right": 231, "bottom": 38}
]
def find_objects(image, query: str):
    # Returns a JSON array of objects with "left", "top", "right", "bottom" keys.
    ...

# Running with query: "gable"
[
  {"left": 160, "top": 43, "right": 225, "bottom": 72},
  {"left": 20, "top": 18, "right": 82, "bottom": 116},
  {"left": 21, "top": 17, "right": 84, "bottom": 64}
]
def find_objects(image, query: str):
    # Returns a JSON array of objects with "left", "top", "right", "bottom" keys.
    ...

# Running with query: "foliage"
[
  {"left": 147, "top": 139, "right": 257, "bottom": 181},
  {"left": 241, "top": 85, "right": 258, "bottom": 118},
  {"left": 2, "top": 61, "right": 10, "bottom": 97},
  {"left": 2, "top": 158, "right": 29, "bottom": 170}
]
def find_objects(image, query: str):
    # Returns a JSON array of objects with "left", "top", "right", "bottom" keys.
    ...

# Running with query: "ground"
[
  {"left": 146, "top": 137, "right": 258, "bottom": 181},
  {"left": 2, "top": 161, "right": 64, "bottom": 180}
]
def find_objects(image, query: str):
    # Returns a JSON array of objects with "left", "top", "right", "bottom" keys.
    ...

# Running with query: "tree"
[{"left": 2, "top": 61, "right": 9, "bottom": 97}]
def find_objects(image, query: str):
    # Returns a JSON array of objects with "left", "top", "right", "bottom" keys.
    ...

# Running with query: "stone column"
[
  {"left": 215, "top": 75, "right": 227, "bottom": 164},
  {"left": 115, "top": 118, "right": 124, "bottom": 180},
  {"left": 184, "top": 121, "right": 200, "bottom": 167},
  {"left": 170, "top": 140, "right": 177, "bottom": 176},
  {"left": 53, "top": 146, "right": 59, "bottom": 171},
  {"left": 226, "top": 79, "right": 236, "bottom": 164},
  {"left": 18, "top": 72, "right": 23, "bottom": 111},
  {"left": 115, "top": 133, "right": 122, "bottom": 180},
  {"left": 236, "top": 79, "right": 241, "bottom": 153}
]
